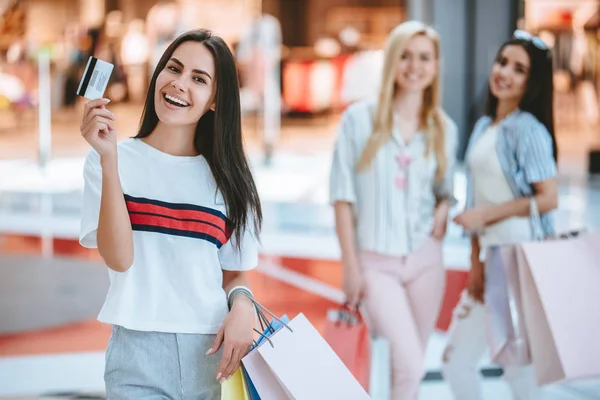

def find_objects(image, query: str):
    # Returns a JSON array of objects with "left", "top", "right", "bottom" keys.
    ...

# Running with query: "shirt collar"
[
  {"left": 391, "top": 113, "right": 430, "bottom": 148},
  {"left": 466, "top": 108, "right": 523, "bottom": 161},
  {"left": 480, "top": 108, "right": 523, "bottom": 131}
]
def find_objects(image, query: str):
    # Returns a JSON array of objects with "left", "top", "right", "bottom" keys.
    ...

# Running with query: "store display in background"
[
  {"left": 282, "top": 59, "right": 337, "bottom": 114},
  {"left": 121, "top": 19, "right": 149, "bottom": 103},
  {"left": 79, "top": 0, "right": 105, "bottom": 29},
  {"left": 309, "top": 60, "right": 337, "bottom": 112},
  {"left": 319, "top": 6, "right": 404, "bottom": 49},
  {"left": 0, "top": 0, "right": 25, "bottom": 50},
  {"left": 340, "top": 50, "right": 383, "bottom": 105},
  {"left": 281, "top": 49, "right": 383, "bottom": 114}
]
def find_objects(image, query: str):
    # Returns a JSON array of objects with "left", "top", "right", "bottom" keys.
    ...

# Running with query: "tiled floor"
[{"left": 1, "top": 97, "right": 600, "bottom": 399}]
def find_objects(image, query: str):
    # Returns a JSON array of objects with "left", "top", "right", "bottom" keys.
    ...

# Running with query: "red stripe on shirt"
[
  {"left": 129, "top": 213, "right": 228, "bottom": 245},
  {"left": 126, "top": 200, "right": 230, "bottom": 236}
]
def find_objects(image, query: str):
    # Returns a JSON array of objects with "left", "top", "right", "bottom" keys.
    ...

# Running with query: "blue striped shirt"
[{"left": 464, "top": 110, "right": 557, "bottom": 236}]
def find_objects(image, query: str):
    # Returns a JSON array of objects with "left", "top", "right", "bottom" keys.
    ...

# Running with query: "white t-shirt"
[
  {"left": 468, "top": 125, "right": 532, "bottom": 258},
  {"left": 79, "top": 138, "right": 259, "bottom": 334}
]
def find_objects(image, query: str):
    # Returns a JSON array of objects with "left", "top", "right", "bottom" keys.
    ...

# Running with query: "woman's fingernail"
[
  {"left": 216, "top": 373, "right": 222, "bottom": 381},
  {"left": 206, "top": 348, "right": 213, "bottom": 355}
]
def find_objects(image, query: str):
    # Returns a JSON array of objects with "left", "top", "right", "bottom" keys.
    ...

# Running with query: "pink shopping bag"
[
  {"left": 242, "top": 313, "right": 371, "bottom": 400},
  {"left": 517, "top": 231, "right": 600, "bottom": 385},
  {"left": 323, "top": 305, "right": 371, "bottom": 390}
]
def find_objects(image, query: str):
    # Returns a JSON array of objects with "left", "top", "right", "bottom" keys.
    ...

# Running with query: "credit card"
[{"left": 77, "top": 56, "right": 114, "bottom": 100}]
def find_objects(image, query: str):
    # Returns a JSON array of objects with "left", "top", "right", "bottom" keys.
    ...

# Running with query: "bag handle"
[
  {"left": 334, "top": 302, "right": 364, "bottom": 327},
  {"left": 530, "top": 197, "right": 588, "bottom": 240},
  {"left": 229, "top": 287, "right": 293, "bottom": 335},
  {"left": 252, "top": 328, "right": 274, "bottom": 348}
]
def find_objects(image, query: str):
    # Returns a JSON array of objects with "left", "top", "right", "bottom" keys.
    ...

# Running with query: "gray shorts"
[{"left": 104, "top": 325, "right": 222, "bottom": 400}]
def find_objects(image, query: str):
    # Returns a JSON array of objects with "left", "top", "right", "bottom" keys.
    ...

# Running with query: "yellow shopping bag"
[{"left": 221, "top": 367, "right": 250, "bottom": 400}]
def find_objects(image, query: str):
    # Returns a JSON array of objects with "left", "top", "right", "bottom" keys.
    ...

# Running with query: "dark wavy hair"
[
  {"left": 134, "top": 29, "right": 262, "bottom": 247},
  {"left": 484, "top": 37, "right": 558, "bottom": 162}
]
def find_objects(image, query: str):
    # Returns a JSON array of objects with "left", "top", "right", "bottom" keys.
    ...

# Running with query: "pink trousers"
[{"left": 360, "top": 238, "right": 445, "bottom": 400}]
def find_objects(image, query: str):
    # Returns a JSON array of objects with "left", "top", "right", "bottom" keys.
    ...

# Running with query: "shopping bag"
[
  {"left": 221, "top": 368, "right": 250, "bottom": 400},
  {"left": 242, "top": 313, "right": 371, "bottom": 399},
  {"left": 243, "top": 314, "right": 290, "bottom": 400},
  {"left": 518, "top": 231, "right": 600, "bottom": 385},
  {"left": 323, "top": 305, "right": 371, "bottom": 389},
  {"left": 483, "top": 197, "right": 544, "bottom": 366},
  {"left": 256, "top": 314, "right": 289, "bottom": 345},
  {"left": 241, "top": 365, "right": 260, "bottom": 400},
  {"left": 484, "top": 244, "right": 531, "bottom": 365}
]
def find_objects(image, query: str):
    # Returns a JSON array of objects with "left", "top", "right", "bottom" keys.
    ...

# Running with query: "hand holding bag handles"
[{"left": 235, "top": 292, "right": 371, "bottom": 399}]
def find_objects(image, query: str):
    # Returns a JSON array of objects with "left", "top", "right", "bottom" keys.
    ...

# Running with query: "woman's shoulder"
[
  {"left": 437, "top": 109, "right": 458, "bottom": 135},
  {"left": 116, "top": 138, "right": 152, "bottom": 160},
  {"left": 341, "top": 99, "right": 376, "bottom": 122},
  {"left": 509, "top": 111, "right": 552, "bottom": 147},
  {"left": 337, "top": 99, "right": 376, "bottom": 142},
  {"left": 117, "top": 138, "right": 141, "bottom": 152},
  {"left": 472, "top": 115, "right": 492, "bottom": 132},
  {"left": 512, "top": 111, "right": 549, "bottom": 133},
  {"left": 83, "top": 139, "right": 141, "bottom": 169}
]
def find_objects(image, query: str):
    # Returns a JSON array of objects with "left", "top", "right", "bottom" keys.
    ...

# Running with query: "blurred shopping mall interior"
[{"left": 1, "top": 0, "right": 600, "bottom": 398}]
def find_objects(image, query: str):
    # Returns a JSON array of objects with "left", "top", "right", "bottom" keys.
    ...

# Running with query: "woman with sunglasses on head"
[
  {"left": 79, "top": 29, "right": 261, "bottom": 399},
  {"left": 442, "top": 31, "right": 558, "bottom": 399},
  {"left": 329, "top": 21, "right": 458, "bottom": 400}
]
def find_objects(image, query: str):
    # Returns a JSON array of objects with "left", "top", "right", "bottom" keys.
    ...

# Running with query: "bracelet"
[{"left": 227, "top": 286, "right": 254, "bottom": 310}]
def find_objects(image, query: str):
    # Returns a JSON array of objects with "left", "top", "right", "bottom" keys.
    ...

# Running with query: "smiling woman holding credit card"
[{"left": 78, "top": 29, "right": 262, "bottom": 399}]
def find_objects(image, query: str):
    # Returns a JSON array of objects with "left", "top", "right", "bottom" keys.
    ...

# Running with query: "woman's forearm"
[
  {"left": 97, "top": 154, "right": 134, "bottom": 272},
  {"left": 222, "top": 271, "right": 253, "bottom": 309},
  {"left": 470, "top": 235, "right": 482, "bottom": 270},
  {"left": 484, "top": 190, "right": 557, "bottom": 227},
  {"left": 334, "top": 201, "right": 360, "bottom": 272}
]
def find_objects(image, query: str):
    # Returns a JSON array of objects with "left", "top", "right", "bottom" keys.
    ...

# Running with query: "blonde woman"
[{"left": 329, "top": 21, "right": 458, "bottom": 399}]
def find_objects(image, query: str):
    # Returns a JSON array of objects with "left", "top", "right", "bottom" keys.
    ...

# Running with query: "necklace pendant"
[
  {"left": 395, "top": 175, "right": 408, "bottom": 190},
  {"left": 396, "top": 152, "right": 412, "bottom": 167}
]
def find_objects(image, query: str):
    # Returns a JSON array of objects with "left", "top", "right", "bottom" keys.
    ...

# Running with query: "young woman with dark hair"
[
  {"left": 443, "top": 31, "right": 559, "bottom": 399},
  {"left": 79, "top": 29, "right": 261, "bottom": 399}
]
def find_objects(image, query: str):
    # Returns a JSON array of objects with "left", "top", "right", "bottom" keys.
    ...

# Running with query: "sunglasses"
[{"left": 513, "top": 30, "right": 549, "bottom": 51}]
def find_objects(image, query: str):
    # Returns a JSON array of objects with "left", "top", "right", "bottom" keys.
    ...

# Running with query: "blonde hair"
[{"left": 357, "top": 21, "right": 447, "bottom": 182}]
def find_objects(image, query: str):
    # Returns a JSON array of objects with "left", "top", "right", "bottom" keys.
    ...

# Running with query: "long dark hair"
[
  {"left": 484, "top": 38, "right": 558, "bottom": 162},
  {"left": 135, "top": 29, "right": 262, "bottom": 247}
]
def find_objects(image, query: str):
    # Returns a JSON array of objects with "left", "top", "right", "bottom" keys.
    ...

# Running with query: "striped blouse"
[
  {"left": 329, "top": 100, "right": 459, "bottom": 257},
  {"left": 464, "top": 110, "right": 557, "bottom": 236}
]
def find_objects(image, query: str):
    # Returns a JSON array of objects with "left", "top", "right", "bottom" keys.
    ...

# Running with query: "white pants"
[{"left": 441, "top": 291, "right": 541, "bottom": 400}]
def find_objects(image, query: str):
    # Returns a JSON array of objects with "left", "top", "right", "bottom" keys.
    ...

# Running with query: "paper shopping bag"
[
  {"left": 241, "top": 365, "right": 261, "bottom": 400},
  {"left": 324, "top": 306, "right": 371, "bottom": 389},
  {"left": 243, "top": 314, "right": 290, "bottom": 400},
  {"left": 242, "top": 313, "right": 371, "bottom": 400},
  {"left": 518, "top": 232, "right": 600, "bottom": 385},
  {"left": 484, "top": 244, "right": 531, "bottom": 365},
  {"left": 221, "top": 368, "right": 250, "bottom": 400}
]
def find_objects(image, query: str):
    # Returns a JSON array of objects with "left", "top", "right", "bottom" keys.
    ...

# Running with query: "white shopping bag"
[{"left": 242, "top": 313, "right": 371, "bottom": 400}]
